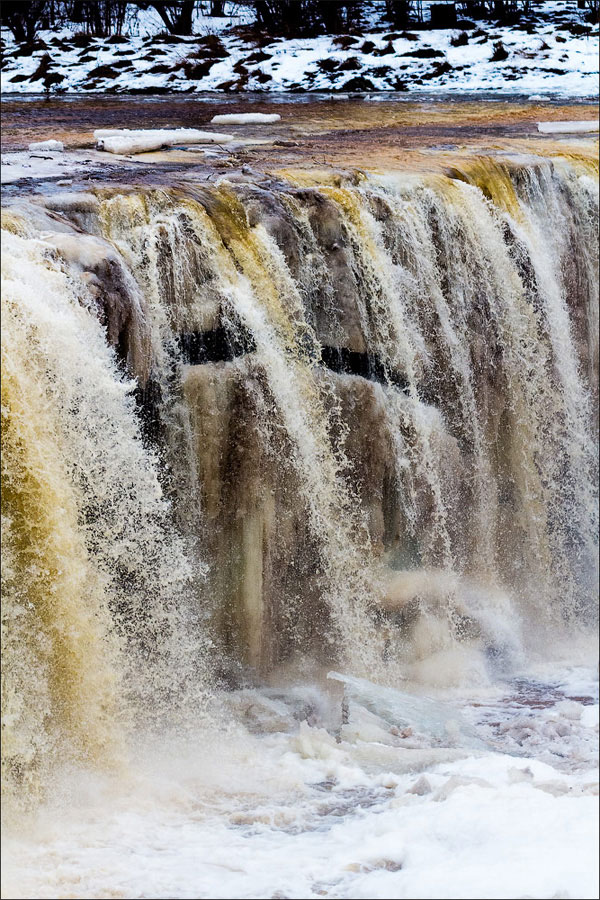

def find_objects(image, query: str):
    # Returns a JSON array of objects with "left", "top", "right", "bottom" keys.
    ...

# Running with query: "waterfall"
[
  {"left": 1, "top": 225, "right": 210, "bottom": 803},
  {"left": 1, "top": 150, "right": 598, "bottom": 803}
]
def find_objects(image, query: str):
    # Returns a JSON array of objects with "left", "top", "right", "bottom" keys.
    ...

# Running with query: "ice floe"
[
  {"left": 94, "top": 128, "right": 234, "bottom": 154},
  {"left": 28, "top": 139, "right": 64, "bottom": 152},
  {"left": 211, "top": 113, "right": 281, "bottom": 124},
  {"left": 538, "top": 119, "right": 599, "bottom": 133}
]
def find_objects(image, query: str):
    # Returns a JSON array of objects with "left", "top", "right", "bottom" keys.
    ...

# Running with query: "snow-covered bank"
[
  {"left": 1, "top": 1, "right": 598, "bottom": 97},
  {"left": 2, "top": 665, "right": 598, "bottom": 900}
]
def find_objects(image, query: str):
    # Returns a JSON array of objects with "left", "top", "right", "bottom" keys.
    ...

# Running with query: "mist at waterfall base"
[{"left": 1, "top": 151, "right": 598, "bottom": 899}]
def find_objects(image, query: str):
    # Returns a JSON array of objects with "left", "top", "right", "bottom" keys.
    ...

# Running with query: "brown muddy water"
[{"left": 1, "top": 93, "right": 598, "bottom": 178}]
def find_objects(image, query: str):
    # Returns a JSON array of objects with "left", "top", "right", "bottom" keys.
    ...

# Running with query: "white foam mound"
[
  {"left": 94, "top": 128, "right": 234, "bottom": 155},
  {"left": 537, "top": 120, "right": 599, "bottom": 134},
  {"left": 211, "top": 113, "right": 281, "bottom": 125},
  {"left": 28, "top": 140, "right": 64, "bottom": 152}
]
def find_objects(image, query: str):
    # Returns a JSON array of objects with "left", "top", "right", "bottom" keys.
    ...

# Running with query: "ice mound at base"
[
  {"left": 211, "top": 113, "right": 281, "bottom": 124},
  {"left": 94, "top": 128, "right": 234, "bottom": 154},
  {"left": 537, "top": 120, "right": 599, "bottom": 133},
  {"left": 327, "top": 672, "right": 491, "bottom": 751},
  {"left": 28, "top": 140, "right": 64, "bottom": 152}
]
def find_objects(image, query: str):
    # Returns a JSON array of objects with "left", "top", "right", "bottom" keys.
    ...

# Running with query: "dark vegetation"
[{"left": 2, "top": 0, "right": 598, "bottom": 41}]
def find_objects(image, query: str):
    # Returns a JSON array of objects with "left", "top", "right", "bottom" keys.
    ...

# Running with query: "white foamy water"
[{"left": 2, "top": 662, "right": 598, "bottom": 900}]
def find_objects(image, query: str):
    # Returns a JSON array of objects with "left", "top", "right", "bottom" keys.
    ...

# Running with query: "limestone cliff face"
[{"left": 4, "top": 154, "right": 598, "bottom": 678}]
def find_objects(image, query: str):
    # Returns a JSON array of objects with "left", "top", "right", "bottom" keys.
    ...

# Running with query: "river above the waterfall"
[{"left": 1, "top": 94, "right": 598, "bottom": 189}]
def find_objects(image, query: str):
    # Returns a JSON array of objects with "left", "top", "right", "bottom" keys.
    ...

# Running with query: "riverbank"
[{"left": 1, "top": 1, "right": 598, "bottom": 97}]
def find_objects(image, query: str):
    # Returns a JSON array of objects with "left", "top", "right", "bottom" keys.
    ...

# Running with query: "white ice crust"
[
  {"left": 538, "top": 120, "right": 599, "bottom": 133},
  {"left": 94, "top": 128, "right": 234, "bottom": 154},
  {"left": 28, "top": 139, "right": 65, "bottom": 152},
  {"left": 211, "top": 113, "right": 281, "bottom": 124}
]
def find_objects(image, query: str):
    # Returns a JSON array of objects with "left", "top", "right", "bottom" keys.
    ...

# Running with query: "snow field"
[{"left": 1, "top": 1, "right": 597, "bottom": 97}]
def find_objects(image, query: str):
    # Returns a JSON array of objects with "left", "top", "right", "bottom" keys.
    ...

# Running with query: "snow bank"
[
  {"left": 211, "top": 113, "right": 281, "bottom": 125},
  {"left": 28, "top": 140, "right": 64, "bottom": 152},
  {"left": 538, "top": 120, "right": 599, "bottom": 133},
  {"left": 3, "top": 2, "right": 597, "bottom": 97},
  {"left": 94, "top": 128, "right": 234, "bottom": 155}
]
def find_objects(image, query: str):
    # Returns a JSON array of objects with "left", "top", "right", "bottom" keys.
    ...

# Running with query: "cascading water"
[
  {"left": 1, "top": 149, "right": 598, "bottom": 818},
  {"left": 1, "top": 222, "right": 211, "bottom": 803}
]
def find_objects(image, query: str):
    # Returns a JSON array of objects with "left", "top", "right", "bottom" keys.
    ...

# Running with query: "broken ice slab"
[
  {"left": 94, "top": 129, "right": 234, "bottom": 155},
  {"left": 211, "top": 113, "right": 281, "bottom": 125},
  {"left": 327, "top": 671, "right": 490, "bottom": 751},
  {"left": 537, "top": 120, "right": 598, "bottom": 134},
  {"left": 28, "top": 140, "right": 64, "bottom": 152}
]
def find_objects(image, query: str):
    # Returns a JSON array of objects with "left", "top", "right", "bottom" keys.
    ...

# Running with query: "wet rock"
[
  {"left": 44, "top": 231, "right": 151, "bottom": 380},
  {"left": 342, "top": 76, "right": 376, "bottom": 92}
]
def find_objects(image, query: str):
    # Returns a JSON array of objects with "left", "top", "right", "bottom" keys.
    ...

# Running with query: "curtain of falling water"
[
  {"left": 1, "top": 227, "right": 210, "bottom": 804},
  {"left": 1, "top": 152, "right": 598, "bottom": 802},
  {"left": 99, "top": 187, "right": 386, "bottom": 674},
  {"left": 97, "top": 157, "right": 598, "bottom": 649}
]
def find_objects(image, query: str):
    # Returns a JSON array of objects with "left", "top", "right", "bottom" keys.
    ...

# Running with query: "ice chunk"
[
  {"left": 581, "top": 704, "right": 599, "bottom": 728},
  {"left": 433, "top": 774, "right": 492, "bottom": 801},
  {"left": 328, "top": 671, "right": 490, "bottom": 751},
  {"left": 28, "top": 140, "right": 64, "bottom": 152},
  {"left": 223, "top": 689, "right": 296, "bottom": 734},
  {"left": 94, "top": 128, "right": 234, "bottom": 155},
  {"left": 211, "top": 113, "right": 281, "bottom": 125},
  {"left": 407, "top": 775, "right": 432, "bottom": 795},
  {"left": 537, "top": 120, "right": 598, "bottom": 134}
]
